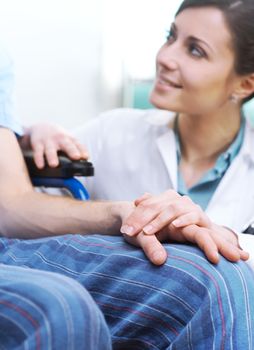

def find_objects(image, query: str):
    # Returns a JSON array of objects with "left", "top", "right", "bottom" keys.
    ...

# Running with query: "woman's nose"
[{"left": 156, "top": 44, "right": 179, "bottom": 71}]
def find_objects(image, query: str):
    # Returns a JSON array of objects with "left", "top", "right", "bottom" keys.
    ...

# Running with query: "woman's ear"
[{"left": 235, "top": 73, "right": 254, "bottom": 100}]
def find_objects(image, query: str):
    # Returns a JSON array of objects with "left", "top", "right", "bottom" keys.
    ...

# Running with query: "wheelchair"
[{"left": 23, "top": 150, "right": 93, "bottom": 200}]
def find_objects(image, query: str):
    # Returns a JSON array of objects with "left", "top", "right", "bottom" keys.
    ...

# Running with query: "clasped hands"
[
  {"left": 19, "top": 124, "right": 249, "bottom": 266},
  {"left": 121, "top": 190, "right": 249, "bottom": 266}
]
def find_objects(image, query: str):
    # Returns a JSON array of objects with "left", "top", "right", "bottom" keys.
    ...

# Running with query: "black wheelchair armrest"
[
  {"left": 23, "top": 150, "right": 94, "bottom": 179},
  {"left": 22, "top": 150, "right": 94, "bottom": 200}
]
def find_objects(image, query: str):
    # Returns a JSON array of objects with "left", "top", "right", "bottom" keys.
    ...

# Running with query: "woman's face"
[{"left": 150, "top": 6, "right": 240, "bottom": 114}]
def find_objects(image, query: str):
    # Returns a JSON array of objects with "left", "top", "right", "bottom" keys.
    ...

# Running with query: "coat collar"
[
  {"left": 144, "top": 109, "right": 254, "bottom": 187},
  {"left": 240, "top": 119, "right": 254, "bottom": 165},
  {"left": 144, "top": 109, "right": 178, "bottom": 189}
]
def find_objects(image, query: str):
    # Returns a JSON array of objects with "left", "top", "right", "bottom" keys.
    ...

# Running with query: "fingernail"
[
  {"left": 120, "top": 225, "right": 134, "bottom": 235},
  {"left": 143, "top": 225, "right": 154, "bottom": 234},
  {"left": 212, "top": 252, "right": 220, "bottom": 263}
]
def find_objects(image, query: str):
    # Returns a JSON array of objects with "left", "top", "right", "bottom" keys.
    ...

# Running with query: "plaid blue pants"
[
  {"left": 0, "top": 263, "right": 111, "bottom": 350},
  {"left": 0, "top": 234, "right": 253, "bottom": 350}
]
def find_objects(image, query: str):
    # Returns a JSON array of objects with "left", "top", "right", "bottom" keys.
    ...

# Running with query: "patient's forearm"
[
  {"left": 0, "top": 191, "right": 133, "bottom": 238},
  {"left": 0, "top": 128, "right": 133, "bottom": 238}
]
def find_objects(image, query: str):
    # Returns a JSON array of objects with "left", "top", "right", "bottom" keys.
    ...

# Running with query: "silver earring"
[{"left": 229, "top": 94, "right": 239, "bottom": 104}]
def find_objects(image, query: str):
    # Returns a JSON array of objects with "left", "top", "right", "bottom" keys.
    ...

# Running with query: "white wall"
[
  {"left": 100, "top": 0, "right": 181, "bottom": 108},
  {"left": 0, "top": 0, "right": 104, "bottom": 128},
  {"left": 0, "top": 0, "right": 181, "bottom": 128}
]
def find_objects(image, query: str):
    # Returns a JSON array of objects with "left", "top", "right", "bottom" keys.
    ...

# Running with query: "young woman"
[{"left": 75, "top": 0, "right": 254, "bottom": 268}]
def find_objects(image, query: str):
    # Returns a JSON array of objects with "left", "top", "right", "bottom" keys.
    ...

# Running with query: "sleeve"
[{"left": 0, "top": 44, "right": 23, "bottom": 135}]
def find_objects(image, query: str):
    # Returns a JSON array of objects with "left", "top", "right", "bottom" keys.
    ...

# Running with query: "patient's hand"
[
  {"left": 121, "top": 191, "right": 249, "bottom": 265},
  {"left": 124, "top": 221, "right": 249, "bottom": 266},
  {"left": 20, "top": 122, "right": 89, "bottom": 168}
]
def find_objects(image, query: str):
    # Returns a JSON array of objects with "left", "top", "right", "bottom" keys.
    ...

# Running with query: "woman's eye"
[{"left": 189, "top": 43, "right": 206, "bottom": 58}]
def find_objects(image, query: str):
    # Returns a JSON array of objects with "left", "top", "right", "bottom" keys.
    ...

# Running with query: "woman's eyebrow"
[
  {"left": 187, "top": 36, "right": 214, "bottom": 53},
  {"left": 174, "top": 22, "right": 214, "bottom": 53}
]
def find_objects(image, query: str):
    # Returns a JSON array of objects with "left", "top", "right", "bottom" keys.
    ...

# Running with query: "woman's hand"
[
  {"left": 121, "top": 191, "right": 249, "bottom": 265},
  {"left": 20, "top": 122, "right": 89, "bottom": 168},
  {"left": 121, "top": 190, "right": 212, "bottom": 236}
]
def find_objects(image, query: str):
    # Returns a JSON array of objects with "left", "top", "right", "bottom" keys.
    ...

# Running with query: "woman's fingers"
[
  {"left": 172, "top": 210, "right": 211, "bottom": 228},
  {"left": 134, "top": 192, "right": 152, "bottom": 206},
  {"left": 142, "top": 208, "right": 179, "bottom": 235},
  {"left": 32, "top": 137, "right": 89, "bottom": 170},
  {"left": 43, "top": 141, "right": 59, "bottom": 167},
  {"left": 58, "top": 137, "right": 89, "bottom": 160},
  {"left": 122, "top": 192, "right": 194, "bottom": 237},
  {"left": 29, "top": 123, "right": 89, "bottom": 170},
  {"left": 74, "top": 140, "right": 89, "bottom": 159},
  {"left": 123, "top": 191, "right": 249, "bottom": 265},
  {"left": 142, "top": 205, "right": 211, "bottom": 236},
  {"left": 33, "top": 142, "right": 45, "bottom": 169}
]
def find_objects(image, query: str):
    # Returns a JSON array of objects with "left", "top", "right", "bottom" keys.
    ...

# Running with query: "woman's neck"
[{"left": 177, "top": 105, "right": 242, "bottom": 165}]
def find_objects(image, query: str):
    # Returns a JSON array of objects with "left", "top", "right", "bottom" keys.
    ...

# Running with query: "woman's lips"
[
  {"left": 157, "top": 75, "right": 182, "bottom": 88},
  {"left": 154, "top": 75, "right": 183, "bottom": 92}
]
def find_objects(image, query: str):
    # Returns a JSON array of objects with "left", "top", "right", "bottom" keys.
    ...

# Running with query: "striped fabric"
[
  {"left": 0, "top": 234, "right": 253, "bottom": 350},
  {"left": 0, "top": 263, "right": 111, "bottom": 350}
]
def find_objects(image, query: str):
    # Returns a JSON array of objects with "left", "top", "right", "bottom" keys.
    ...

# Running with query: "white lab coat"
[{"left": 74, "top": 108, "right": 254, "bottom": 269}]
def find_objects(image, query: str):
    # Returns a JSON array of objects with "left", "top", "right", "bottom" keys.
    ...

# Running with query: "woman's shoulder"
[{"left": 76, "top": 108, "right": 176, "bottom": 145}]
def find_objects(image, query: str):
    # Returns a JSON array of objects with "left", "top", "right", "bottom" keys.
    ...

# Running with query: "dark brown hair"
[{"left": 176, "top": 0, "right": 254, "bottom": 103}]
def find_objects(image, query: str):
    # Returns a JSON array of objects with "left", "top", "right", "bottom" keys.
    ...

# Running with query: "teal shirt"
[{"left": 176, "top": 117, "right": 245, "bottom": 210}]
